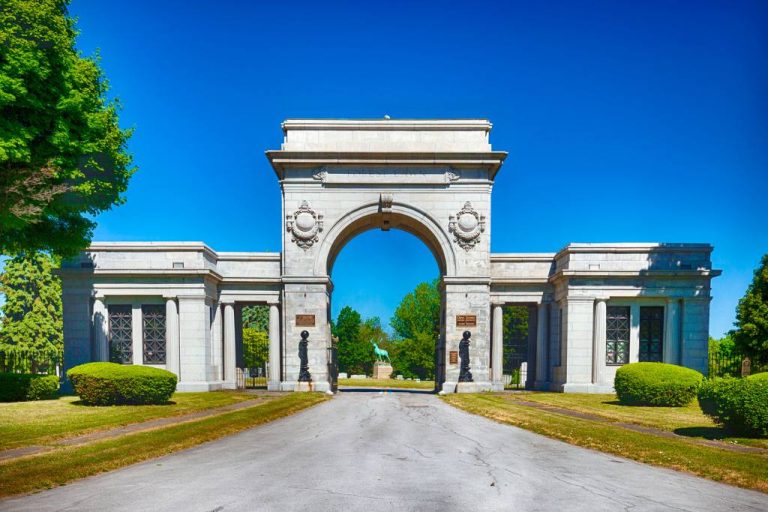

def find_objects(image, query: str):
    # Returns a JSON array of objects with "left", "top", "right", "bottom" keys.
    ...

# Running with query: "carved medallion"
[
  {"left": 286, "top": 201, "right": 323, "bottom": 249},
  {"left": 448, "top": 201, "right": 485, "bottom": 250}
]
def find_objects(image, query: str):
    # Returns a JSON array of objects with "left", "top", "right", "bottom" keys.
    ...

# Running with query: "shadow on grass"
[
  {"left": 70, "top": 400, "right": 177, "bottom": 407},
  {"left": 674, "top": 426, "right": 729, "bottom": 440}
]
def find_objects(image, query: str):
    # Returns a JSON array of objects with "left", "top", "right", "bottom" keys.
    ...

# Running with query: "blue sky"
[{"left": 63, "top": 0, "right": 767, "bottom": 336}]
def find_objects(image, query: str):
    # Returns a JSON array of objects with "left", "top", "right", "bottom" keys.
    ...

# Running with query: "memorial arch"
[{"left": 60, "top": 119, "right": 720, "bottom": 394}]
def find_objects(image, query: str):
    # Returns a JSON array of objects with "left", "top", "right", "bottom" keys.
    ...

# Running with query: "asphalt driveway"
[{"left": 1, "top": 391, "right": 765, "bottom": 511}]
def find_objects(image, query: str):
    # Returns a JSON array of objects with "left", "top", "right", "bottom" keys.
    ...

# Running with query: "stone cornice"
[
  {"left": 549, "top": 269, "right": 722, "bottom": 284},
  {"left": 282, "top": 119, "right": 494, "bottom": 131},
  {"left": 266, "top": 151, "right": 508, "bottom": 180}
]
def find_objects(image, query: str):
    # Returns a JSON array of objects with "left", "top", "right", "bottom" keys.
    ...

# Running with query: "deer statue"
[{"left": 372, "top": 342, "right": 391, "bottom": 363}]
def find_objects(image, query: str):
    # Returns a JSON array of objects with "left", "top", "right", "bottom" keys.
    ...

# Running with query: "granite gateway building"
[{"left": 59, "top": 119, "right": 720, "bottom": 393}]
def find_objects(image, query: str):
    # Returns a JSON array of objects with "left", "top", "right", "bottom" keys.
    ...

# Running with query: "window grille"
[
  {"left": 108, "top": 305, "right": 133, "bottom": 364},
  {"left": 142, "top": 305, "right": 167, "bottom": 364},
  {"left": 639, "top": 306, "right": 664, "bottom": 362},
  {"left": 606, "top": 306, "right": 630, "bottom": 365}
]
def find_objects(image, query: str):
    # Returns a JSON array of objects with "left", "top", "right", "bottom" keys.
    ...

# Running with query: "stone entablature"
[{"left": 59, "top": 119, "right": 722, "bottom": 395}]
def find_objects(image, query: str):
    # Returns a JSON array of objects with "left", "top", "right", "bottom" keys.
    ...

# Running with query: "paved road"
[{"left": 2, "top": 391, "right": 766, "bottom": 511}]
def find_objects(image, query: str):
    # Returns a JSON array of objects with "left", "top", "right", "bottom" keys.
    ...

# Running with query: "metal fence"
[
  {"left": 708, "top": 351, "right": 745, "bottom": 378},
  {"left": 236, "top": 364, "right": 268, "bottom": 389}
]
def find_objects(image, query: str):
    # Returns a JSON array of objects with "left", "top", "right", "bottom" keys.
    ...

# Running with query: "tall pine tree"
[{"left": 0, "top": 253, "right": 63, "bottom": 373}]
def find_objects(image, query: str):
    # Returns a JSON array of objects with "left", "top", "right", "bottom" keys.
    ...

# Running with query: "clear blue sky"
[{"left": 66, "top": 0, "right": 767, "bottom": 337}]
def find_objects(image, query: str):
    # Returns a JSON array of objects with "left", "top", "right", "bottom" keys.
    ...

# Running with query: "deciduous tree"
[
  {"left": 733, "top": 254, "right": 768, "bottom": 367},
  {"left": 332, "top": 306, "right": 373, "bottom": 375},
  {"left": 0, "top": 0, "right": 135, "bottom": 257}
]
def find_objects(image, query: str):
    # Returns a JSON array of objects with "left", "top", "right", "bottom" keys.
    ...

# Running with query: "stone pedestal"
[
  {"left": 373, "top": 362, "right": 393, "bottom": 380},
  {"left": 294, "top": 381, "right": 314, "bottom": 392},
  {"left": 456, "top": 382, "right": 492, "bottom": 393}
]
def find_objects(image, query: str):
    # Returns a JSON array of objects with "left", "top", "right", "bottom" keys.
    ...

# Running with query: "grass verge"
[
  {"left": 442, "top": 394, "right": 768, "bottom": 493},
  {"left": 510, "top": 392, "right": 768, "bottom": 450},
  {"left": 0, "top": 391, "right": 259, "bottom": 451},
  {"left": 0, "top": 393, "right": 328, "bottom": 499},
  {"left": 338, "top": 378, "right": 435, "bottom": 389}
]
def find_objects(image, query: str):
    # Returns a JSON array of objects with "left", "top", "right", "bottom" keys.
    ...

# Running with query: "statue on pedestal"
[
  {"left": 298, "top": 330, "right": 311, "bottom": 382},
  {"left": 458, "top": 330, "right": 473, "bottom": 382}
]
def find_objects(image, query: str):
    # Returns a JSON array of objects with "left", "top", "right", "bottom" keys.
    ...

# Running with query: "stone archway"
[
  {"left": 268, "top": 119, "right": 507, "bottom": 393},
  {"left": 316, "top": 202, "right": 455, "bottom": 390}
]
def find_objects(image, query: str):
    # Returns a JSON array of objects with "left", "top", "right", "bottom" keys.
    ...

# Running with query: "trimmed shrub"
[
  {"left": 698, "top": 376, "right": 768, "bottom": 436},
  {"left": 67, "top": 362, "right": 177, "bottom": 405},
  {"left": 614, "top": 362, "right": 703, "bottom": 406},
  {"left": 0, "top": 373, "right": 59, "bottom": 401}
]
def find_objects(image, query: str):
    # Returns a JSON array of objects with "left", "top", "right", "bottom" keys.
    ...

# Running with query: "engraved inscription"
[
  {"left": 295, "top": 314, "right": 316, "bottom": 327},
  {"left": 456, "top": 315, "right": 477, "bottom": 327}
]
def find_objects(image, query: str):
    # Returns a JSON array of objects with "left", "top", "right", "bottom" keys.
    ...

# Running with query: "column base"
[
  {"left": 177, "top": 381, "right": 225, "bottom": 392},
  {"left": 283, "top": 381, "right": 331, "bottom": 393},
  {"left": 558, "top": 382, "right": 615, "bottom": 393},
  {"left": 490, "top": 382, "right": 505, "bottom": 392},
  {"left": 267, "top": 380, "right": 282, "bottom": 391}
]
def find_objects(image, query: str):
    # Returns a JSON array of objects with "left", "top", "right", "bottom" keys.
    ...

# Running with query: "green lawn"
[
  {"left": 510, "top": 392, "right": 768, "bottom": 450},
  {"left": 0, "top": 393, "right": 328, "bottom": 498},
  {"left": 0, "top": 391, "right": 259, "bottom": 451},
  {"left": 338, "top": 378, "right": 435, "bottom": 390},
  {"left": 443, "top": 393, "right": 768, "bottom": 493}
]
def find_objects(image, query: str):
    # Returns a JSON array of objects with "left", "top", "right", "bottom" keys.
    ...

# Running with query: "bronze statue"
[{"left": 458, "top": 330, "right": 473, "bottom": 382}]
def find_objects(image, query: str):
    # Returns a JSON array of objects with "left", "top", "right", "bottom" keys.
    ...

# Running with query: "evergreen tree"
[
  {"left": 733, "top": 253, "right": 768, "bottom": 367},
  {"left": 0, "top": 253, "right": 62, "bottom": 373}
]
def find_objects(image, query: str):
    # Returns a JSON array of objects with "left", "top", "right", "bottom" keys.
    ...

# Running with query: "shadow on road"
[{"left": 337, "top": 387, "right": 436, "bottom": 395}]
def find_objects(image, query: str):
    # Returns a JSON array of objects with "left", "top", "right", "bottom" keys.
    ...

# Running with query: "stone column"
[
  {"left": 165, "top": 297, "right": 180, "bottom": 378},
  {"left": 223, "top": 302, "right": 236, "bottom": 388},
  {"left": 268, "top": 303, "right": 281, "bottom": 391},
  {"left": 491, "top": 305, "right": 503, "bottom": 390},
  {"left": 210, "top": 302, "right": 222, "bottom": 381},
  {"left": 92, "top": 298, "right": 108, "bottom": 361},
  {"left": 535, "top": 302, "right": 548, "bottom": 389},
  {"left": 592, "top": 298, "right": 607, "bottom": 385},
  {"left": 664, "top": 299, "right": 681, "bottom": 365}
]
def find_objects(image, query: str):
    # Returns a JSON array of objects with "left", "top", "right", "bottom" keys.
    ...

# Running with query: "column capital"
[{"left": 595, "top": 297, "right": 609, "bottom": 304}]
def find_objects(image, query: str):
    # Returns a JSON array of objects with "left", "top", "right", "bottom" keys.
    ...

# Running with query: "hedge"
[
  {"left": 698, "top": 376, "right": 768, "bottom": 436},
  {"left": 614, "top": 362, "right": 703, "bottom": 406},
  {"left": 0, "top": 372, "right": 59, "bottom": 402},
  {"left": 67, "top": 362, "right": 177, "bottom": 405}
]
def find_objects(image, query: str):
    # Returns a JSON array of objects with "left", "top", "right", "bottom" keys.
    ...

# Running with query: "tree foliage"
[
  {"left": 242, "top": 305, "right": 268, "bottom": 331},
  {"left": 0, "top": 0, "right": 135, "bottom": 257},
  {"left": 733, "top": 254, "right": 768, "bottom": 367},
  {"left": 0, "top": 253, "right": 62, "bottom": 373},
  {"left": 332, "top": 306, "right": 373, "bottom": 375},
  {"left": 390, "top": 279, "right": 441, "bottom": 340},
  {"left": 242, "top": 328, "right": 268, "bottom": 369},
  {"left": 389, "top": 279, "right": 441, "bottom": 380}
]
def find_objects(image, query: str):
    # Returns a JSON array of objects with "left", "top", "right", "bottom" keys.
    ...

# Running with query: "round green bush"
[
  {"left": 614, "top": 362, "right": 703, "bottom": 406},
  {"left": 67, "top": 362, "right": 177, "bottom": 405},
  {"left": 0, "top": 373, "right": 59, "bottom": 401},
  {"left": 698, "top": 376, "right": 768, "bottom": 437}
]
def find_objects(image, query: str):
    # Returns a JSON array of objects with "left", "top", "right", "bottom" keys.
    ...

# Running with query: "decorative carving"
[
  {"left": 448, "top": 201, "right": 485, "bottom": 250},
  {"left": 286, "top": 201, "right": 323, "bottom": 249},
  {"left": 458, "top": 331, "right": 473, "bottom": 382},
  {"left": 380, "top": 193, "right": 394, "bottom": 231},
  {"left": 312, "top": 167, "right": 328, "bottom": 182},
  {"left": 445, "top": 168, "right": 461, "bottom": 182}
]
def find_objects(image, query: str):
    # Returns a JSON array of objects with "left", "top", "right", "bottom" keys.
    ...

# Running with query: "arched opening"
[{"left": 325, "top": 216, "right": 448, "bottom": 391}]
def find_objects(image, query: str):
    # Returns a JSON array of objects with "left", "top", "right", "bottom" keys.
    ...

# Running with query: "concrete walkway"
[{"left": 2, "top": 391, "right": 766, "bottom": 512}]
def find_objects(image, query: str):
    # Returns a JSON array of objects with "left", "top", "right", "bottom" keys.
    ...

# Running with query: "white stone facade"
[{"left": 59, "top": 119, "right": 720, "bottom": 393}]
